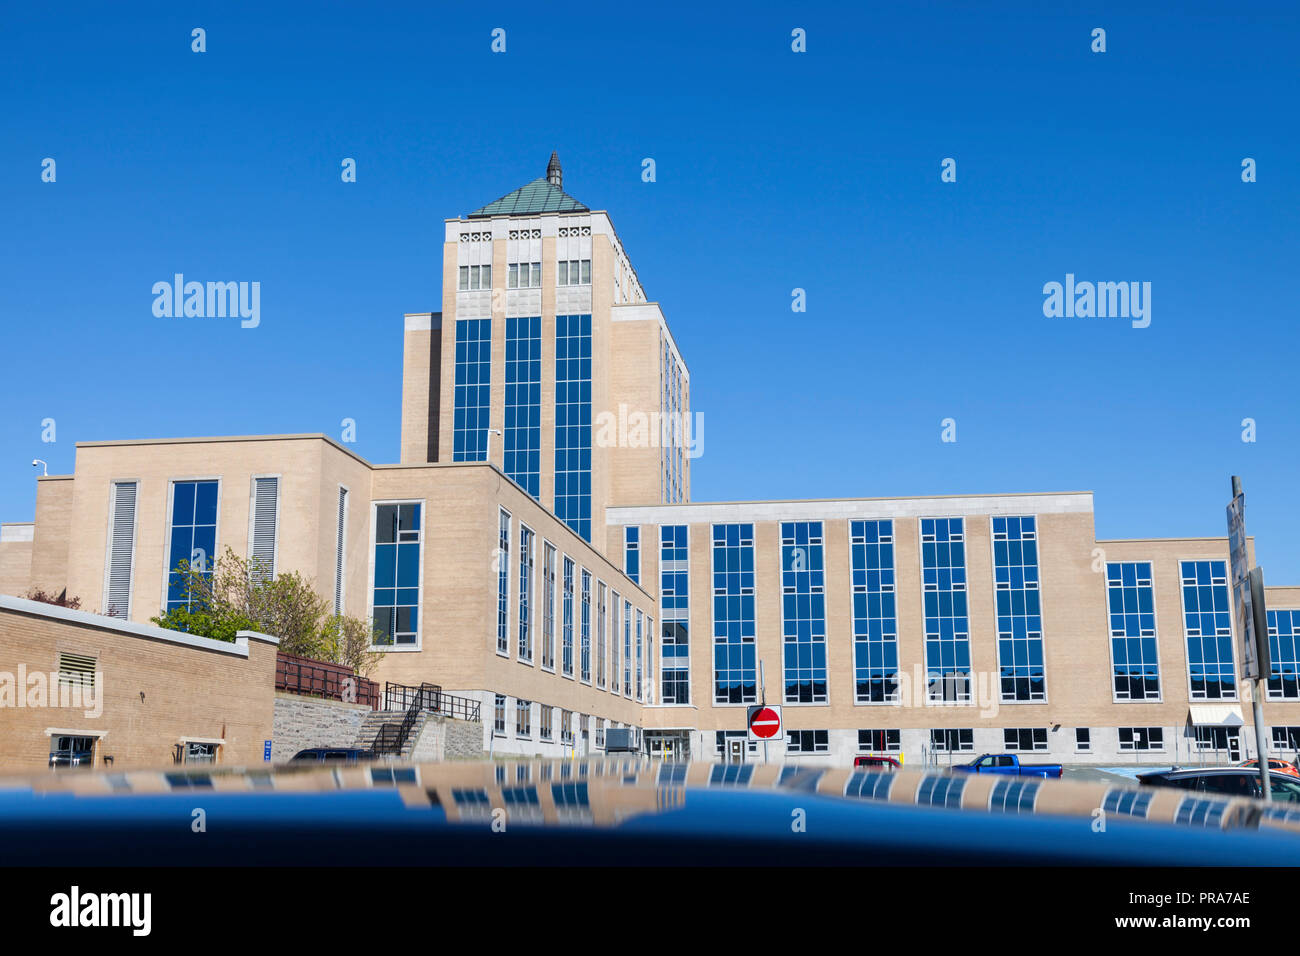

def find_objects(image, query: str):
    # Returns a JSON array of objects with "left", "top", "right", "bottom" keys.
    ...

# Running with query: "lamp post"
[
  {"left": 31, "top": 459, "right": 48, "bottom": 476},
  {"left": 485, "top": 428, "right": 502, "bottom": 464}
]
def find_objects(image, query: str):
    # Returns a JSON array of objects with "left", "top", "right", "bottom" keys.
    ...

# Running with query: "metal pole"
[
  {"left": 759, "top": 661, "right": 769, "bottom": 765},
  {"left": 1253, "top": 680, "right": 1272, "bottom": 800}
]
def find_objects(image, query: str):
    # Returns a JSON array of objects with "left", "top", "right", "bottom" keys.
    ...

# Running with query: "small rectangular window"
[
  {"left": 458, "top": 265, "right": 469, "bottom": 291},
  {"left": 1075, "top": 728, "right": 1092, "bottom": 752}
]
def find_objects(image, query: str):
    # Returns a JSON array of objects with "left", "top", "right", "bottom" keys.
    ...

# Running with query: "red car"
[
  {"left": 1238, "top": 757, "right": 1300, "bottom": 779},
  {"left": 853, "top": 755, "right": 901, "bottom": 771}
]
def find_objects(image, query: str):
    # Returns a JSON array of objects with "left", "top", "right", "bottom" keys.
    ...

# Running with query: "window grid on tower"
[
  {"left": 554, "top": 314, "right": 592, "bottom": 541},
  {"left": 780, "top": 521, "right": 827, "bottom": 704},
  {"left": 1106, "top": 561, "right": 1161, "bottom": 701},
  {"left": 452, "top": 319, "right": 491, "bottom": 462},
  {"left": 504, "top": 316, "right": 541, "bottom": 499},
  {"left": 851, "top": 519, "right": 899, "bottom": 703},
  {"left": 712, "top": 523, "right": 756, "bottom": 705},
  {"left": 921, "top": 517, "right": 970, "bottom": 703},
  {"left": 660, "top": 525, "right": 690, "bottom": 704},
  {"left": 992, "top": 516, "right": 1046, "bottom": 702}
]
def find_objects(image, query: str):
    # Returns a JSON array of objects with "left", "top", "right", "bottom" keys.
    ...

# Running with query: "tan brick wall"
[
  {"left": 0, "top": 598, "right": 277, "bottom": 771},
  {"left": 399, "top": 315, "right": 441, "bottom": 464},
  {"left": 605, "top": 318, "right": 662, "bottom": 509},
  {"left": 30, "top": 476, "right": 73, "bottom": 598},
  {"left": 60, "top": 436, "right": 367, "bottom": 623},
  {"left": 0, "top": 528, "right": 33, "bottom": 598},
  {"left": 364, "top": 463, "right": 650, "bottom": 728}
]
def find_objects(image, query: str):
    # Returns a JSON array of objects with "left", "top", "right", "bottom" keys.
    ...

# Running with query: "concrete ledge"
[
  {"left": 608, "top": 492, "right": 1095, "bottom": 526},
  {"left": 0, "top": 594, "right": 278, "bottom": 657},
  {"left": 0, "top": 524, "right": 34, "bottom": 543}
]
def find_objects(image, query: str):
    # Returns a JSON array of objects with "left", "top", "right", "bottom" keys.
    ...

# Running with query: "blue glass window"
[
  {"left": 921, "top": 517, "right": 970, "bottom": 702},
  {"left": 562, "top": 556, "right": 575, "bottom": 677},
  {"left": 851, "top": 519, "right": 898, "bottom": 703},
  {"left": 504, "top": 316, "right": 541, "bottom": 498},
  {"left": 712, "top": 523, "right": 757, "bottom": 704},
  {"left": 1106, "top": 561, "right": 1160, "bottom": 700},
  {"left": 992, "top": 516, "right": 1045, "bottom": 702},
  {"left": 373, "top": 502, "right": 421, "bottom": 646},
  {"left": 166, "top": 480, "right": 219, "bottom": 612},
  {"left": 580, "top": 569, "right": 592, "bottom": 682},
  {"left": 781, "top": 521, "right": 827, "bottom": 703},
  {"left": 495, "top": 510, "right": 509, "bottom": 653},
  {"left": 554, "top": 313, "right": 592, "bottom": 541},
  {"left": 1267, "top": 609, "right": 1300, "bottom": 700},
  {"left": 542, "top": 542, "right": 556, "bottom": 669},
  {"left": 623, "top": 600, "right": 633, "bottom": 696},
  {"left": 660, "top": 525, "right": 690, "bottom": 704},
  {"left": 624, "top": 526, "right": 640, "bottom": 585},
  {"left": 517, "top": 525, "right": 533, "bottom": 661},
  {"left": 635, "top": 609, "right": 644, "bottom": 701},
  {"left": 1179, "top": 560, "right": 1236, "bottom": 700},
  {"left": 452, "top": 318, "right": 492, "bottom": 462}
]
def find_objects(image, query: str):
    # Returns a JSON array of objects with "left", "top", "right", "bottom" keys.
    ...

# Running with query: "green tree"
[{"left": 151, "top": 546, "right": 381, "bottom": 676}]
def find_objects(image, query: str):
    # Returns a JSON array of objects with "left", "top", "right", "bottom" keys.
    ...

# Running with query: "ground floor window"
[
  {"left": 493, "top": 694, "right": 506, "bottom": 736},
  {"left": 1273, "top": 726, "right": 1300, "bottom": 752},
  {"left": 858, "top": 729, "right": 901, "bottom": 752},
  {"left": 1118, "top": 727, "right": 1164, "bottom": 751},
  {"left": 1075, "top": 728, "right": 1092, "bottom": 752},
  {"left": 929, "top": 729, "right": 974, "bottom": 753},
  {"left": 786, "top": 730, "right": 829, "bottom": 754},
  {"left": 183, "top": 742, "right": 220, "bottom": 764},
  {"left": 48, "top": 734, "right": 96, "bottom": 768},
  {"left": 1003, "top": 728, "right": 1048, "bottom": 752}
]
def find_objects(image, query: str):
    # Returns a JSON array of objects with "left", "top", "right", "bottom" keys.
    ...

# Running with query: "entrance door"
[{"left": 726, "top": 738, "right": 745, "bottom": 764}]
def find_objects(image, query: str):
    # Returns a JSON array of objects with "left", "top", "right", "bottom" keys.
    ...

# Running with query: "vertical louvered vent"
[
  {"left": 249, "top": 477, "right": 279, "bottom": 585},
  {"left": 333, "top": 487, "right": 348, "bottom": 615},
  {"left": 104, "top": 481, "right": 137, "bottom": 619},
  {"left": 58, "top": 653, "right": 97, "bottom": 688}
]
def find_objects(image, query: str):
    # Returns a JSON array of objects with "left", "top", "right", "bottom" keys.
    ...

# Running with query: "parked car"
[
  {"left": 1138, "top": 767, "right": 1300, "bottom": 802},
  {"left": 1238, "top": 757, "right": 1300, "bottom": 779},
  {"left": 951, "top": 753, "right": 1063, "bottom": 779},
  {"left": 290, "top": 748, "right": 375, "bottom": 763},
  {"left": 853, "top": 755, "right": 901, "bottom": 770}
]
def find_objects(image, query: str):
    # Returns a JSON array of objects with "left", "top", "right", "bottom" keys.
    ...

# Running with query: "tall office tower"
[{"left": 401, "top": 154, "right": 691, "bottom": 550}]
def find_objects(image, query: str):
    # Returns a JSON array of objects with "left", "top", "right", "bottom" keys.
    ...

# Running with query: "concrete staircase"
[{"left": 354, "top": 708, "right": 430, "bottom": 760}]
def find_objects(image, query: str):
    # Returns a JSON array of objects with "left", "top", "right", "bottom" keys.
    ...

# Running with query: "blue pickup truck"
[{"left": 951, "top": 753, "right": 1063, "bottom": 779}]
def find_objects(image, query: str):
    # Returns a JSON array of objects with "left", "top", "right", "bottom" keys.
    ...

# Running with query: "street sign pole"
[
  {"left": 759, "top": 661, "right": 768, "bottom": 764},
  {"left": 1228, "top": 476, "right": 1271, "bottom": 801},
  {"left": 1249, "top": 566, "right": 1271, "bottom": 801}
]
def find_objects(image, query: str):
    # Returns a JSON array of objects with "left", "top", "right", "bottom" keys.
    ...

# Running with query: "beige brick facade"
[{"left": 0, "top": 595, "right": 277, "bottom": 770}]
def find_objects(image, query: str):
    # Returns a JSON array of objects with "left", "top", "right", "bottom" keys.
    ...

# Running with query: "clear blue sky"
[{"left": 2, "top": 2, "right": 1297, "bottom": 579}]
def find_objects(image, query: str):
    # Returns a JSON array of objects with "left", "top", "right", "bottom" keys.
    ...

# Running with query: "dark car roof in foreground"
[{"left": 2, "top": 759, "right": 1299, "bottom": 866}]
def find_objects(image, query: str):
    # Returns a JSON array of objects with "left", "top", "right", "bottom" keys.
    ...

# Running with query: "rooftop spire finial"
[{"left": 547, "top": 151, "right": 562, "bottom": 189}]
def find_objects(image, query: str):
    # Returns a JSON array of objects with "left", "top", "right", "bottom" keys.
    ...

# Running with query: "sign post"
[{"left": 1227, "top": 476, "right": 1271, "bottom": 800}]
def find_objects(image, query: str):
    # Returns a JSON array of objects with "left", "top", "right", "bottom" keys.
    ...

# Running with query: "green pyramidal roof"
[{"left": 469, "top": 177, "right": 589, "bottom": 217}]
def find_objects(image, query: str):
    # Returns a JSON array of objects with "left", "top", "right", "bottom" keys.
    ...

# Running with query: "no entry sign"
[{"left": 747, "top": 705, "right": 783, "bottom": 742}]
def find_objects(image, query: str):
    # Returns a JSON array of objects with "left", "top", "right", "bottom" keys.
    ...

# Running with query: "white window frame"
[
  {"left": 160, "top": 476, "right": 223, "bottom": 615},
  {"left": 366, "top": 498, "right": 427, "bottom": 652}
]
